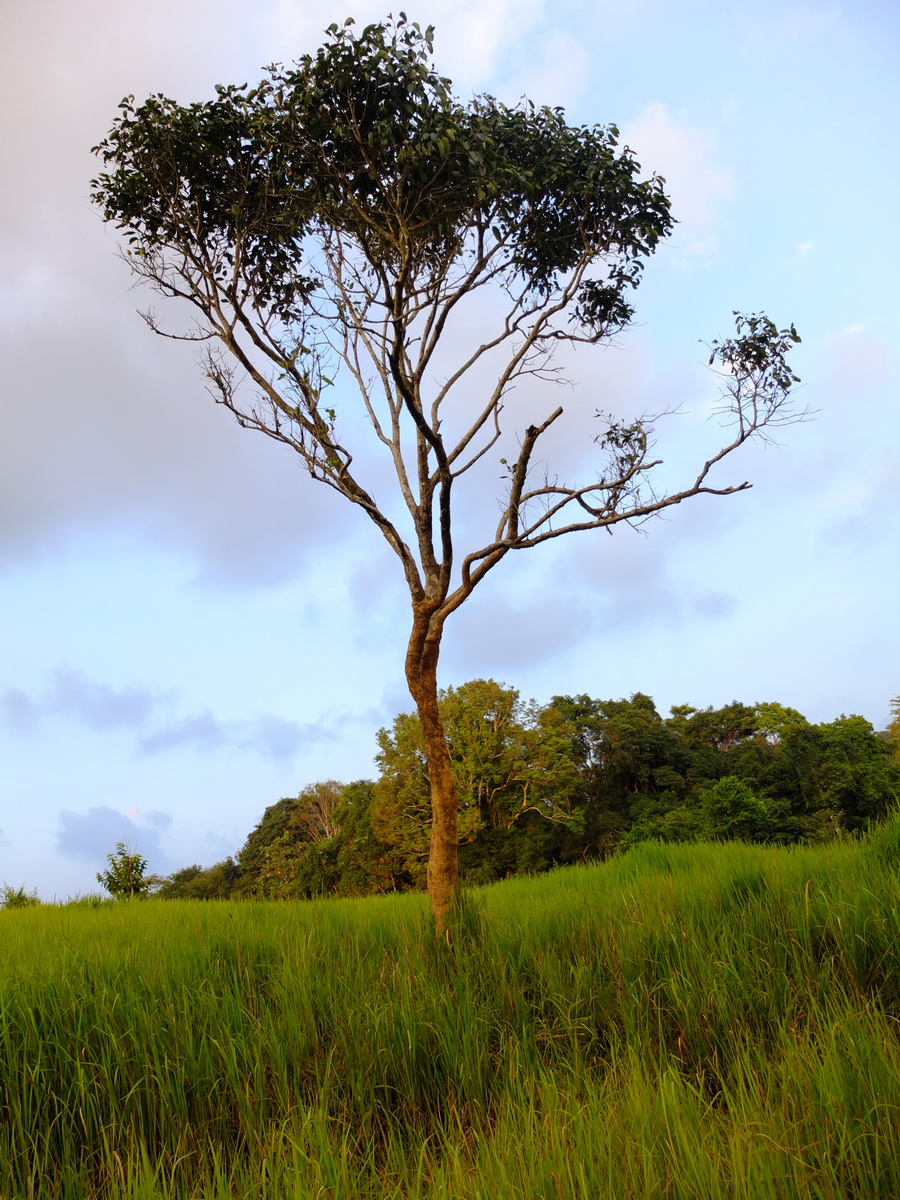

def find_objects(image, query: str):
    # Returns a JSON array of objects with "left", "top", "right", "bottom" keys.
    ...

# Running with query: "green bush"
[
  {"left": 0, "top": 884, "right": 40, "bottom": 909},
  {"left": 96, "top": 843, "right": 152, "bottom": 898}
]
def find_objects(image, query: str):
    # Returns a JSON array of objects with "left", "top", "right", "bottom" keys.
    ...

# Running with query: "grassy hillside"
[{"left": 2, "top": 827, "right": 900, "bottom": 1198}]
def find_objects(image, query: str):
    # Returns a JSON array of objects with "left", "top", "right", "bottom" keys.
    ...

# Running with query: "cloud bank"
[
  {"left": 0, "top": 668, "right": 335, "bottom": 762},
  {"left": 57, "top": 805, "right": 174, "bottom": 874}
]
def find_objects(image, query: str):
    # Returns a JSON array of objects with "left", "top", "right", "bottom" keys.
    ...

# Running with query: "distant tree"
[
  {"left": 286, "top": 780, "right": 346, "bottom": 844},
  {"left": 373, "top": 680, "right": 580, "bottom": 884},
  {"left": 153, "top": 687, "right": 897, "bottom": 897},
  {"left": 332, "top": 780, "right": 410, "bottom": 896},
  {"left": 237, "top": 782, "right": 347, "bottom": 897},
  {"left": 753, "top": 701, "right": 807, "bottom": 744},
  {"left": 92, "top": 18, "right": 803, "bottom": 934},
  {"left": 620, "top": 803, "right": 704, "bottom": 847},
  {"left": 668, "top": 705, "right": 899, "bottom": 839},
  {"left": 885, "top": 696, "right": 900, "bottom": 756},
  {"left": 0, "top": 884, "right": 41, "bottom": 909},
  {"left": 780, "top": 714, "right": 900, "bottom": 831},
  {"left": 255, "top": 839, "right": 306, "bottom": 900},
  {"left": 697, "top": 776, "right": 776, "bottom": 843},
  {"left": 97, "top": 843, "right": 152, "bottom": 899},
  {"left": 668, "top": 702, "right": 760, "bottom": 752},
  {"left": 233, "top": 797, "right": 300, "bottom": 894},
  {"left": 553, "top": 692, "right": 690, "bottom": 852},
  {"left": 157, "top": 859, "right": 239, "bottom": 899}
]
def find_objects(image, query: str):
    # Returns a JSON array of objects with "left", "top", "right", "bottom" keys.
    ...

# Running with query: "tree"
[
  {"left": 0, "top": 884, "right": 41, "bottom": 910},
  {"left": 233, "top": 796, "right": 299, "bottom": 894},
  {"left": 156, "top": 859, "right": 239, "bottom": 899},
  {"left": 779, "top": 714, "right": 900, "bottom": 832},
  {"left": 91, "top": 17, "right": 802, "bottom": 937},
  {"left": 696, "top": 776, "right": 775, "bottom": 843},
  {"left": 553, "top": 692, "right": 690, "bottom": 851},
  {"left": 885, "top": 697, "right": 900, "bottom": 756},
  {"left": 373, "top": 679, "right": 580, "bottom": 884},
  {"left": 331, "top": 780, "right": 404, "bottom": 895},
  {"left": 287, "top": 780, "right": 346, "bottom": 844},
  {"left": 668, "top": 702, "right": 760, "bottom": 752},
  {"left": 97, "top": 842, "right": 152, "bottom": 898},
  {"left": 232, "top": 782, "right": 348, "bottom": 896}
]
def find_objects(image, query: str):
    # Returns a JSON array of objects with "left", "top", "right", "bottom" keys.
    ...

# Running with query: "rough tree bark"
[{"left": 405, "top": 605, "right": 458, "bottom": 938}]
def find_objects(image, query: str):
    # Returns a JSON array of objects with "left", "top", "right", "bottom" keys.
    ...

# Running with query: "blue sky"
[{"left": 1, "top": 0, "right": 897, "bottom": 899}]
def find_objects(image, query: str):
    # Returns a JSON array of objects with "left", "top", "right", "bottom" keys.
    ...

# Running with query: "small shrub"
[
  {"left": 0, "top": 883, "right": 41, "bottom": 909},
  {"left": 97, "top": 843, "right": 152, "bottom": 898}
]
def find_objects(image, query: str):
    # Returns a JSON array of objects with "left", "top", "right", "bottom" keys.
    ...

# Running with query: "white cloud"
[
  {"left": 136, "top": 710, "right": 334, "bottom": 759},
  {"left": 0, "top": 671, "right": 166, "bottom": 734},
  {"left": 56, "top": 804, "right": 174, "bottom": 871},
  {"left": 795, "top": 240, "right": 815, "bottom": 256},
  {"left": 267, "top": 0, "right": 547, "bottom": 91},
  {"left": 249, "top": 713, "right": 335, "bottom": 760},
  {"left": 485, "top": 27, "right": 588, "bottom": 109},
  {"left": 449, "top": 580, "right": 591, "bottom": 674},
  {"left": 1, "top": 669, "right": 337, "bottom": 762},
  {"left": 622, "top": 102, "right": 733, "bottom": 256},
  {"left": 138, "top": 713, "right": 228, "bottom": 755},
  {"left": 51, "top": 669, "right": 164, "bottom": 730},
  {"left": 0, "top": 0, "right": 360, "bottom": 585}
]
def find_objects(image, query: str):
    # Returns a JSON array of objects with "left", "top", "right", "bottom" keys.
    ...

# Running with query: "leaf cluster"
[
  {"left": 706, "top": 311, "right": 804, "bottom": 436},
  {"left": 92, "top": 16, "right": 670, "bottom": 335}
]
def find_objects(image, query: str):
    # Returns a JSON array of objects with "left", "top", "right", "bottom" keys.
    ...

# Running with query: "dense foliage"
[{"left": 157, "top": 683, "right": 900, "bottom": 900}]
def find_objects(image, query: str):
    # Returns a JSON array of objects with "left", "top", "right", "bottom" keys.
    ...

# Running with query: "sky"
[{"left": 1, "top": 0, "right": 898, "bottom": 899}]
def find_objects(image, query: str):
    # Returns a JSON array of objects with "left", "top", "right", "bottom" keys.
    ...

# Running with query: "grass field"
[{"left": 2, "top": 823, "right": 900, "bottom": 1198}]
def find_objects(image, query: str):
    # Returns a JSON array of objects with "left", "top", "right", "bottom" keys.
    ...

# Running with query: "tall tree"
[
  {"left": 886, "top": 697, "right": 900, "bottom": 756},
  {"left": 92, "top": 17, "right": 802, "bottom": 936},
  {"left": 373, "top": 679, "right": 579, "bottom": 883},
  {"left": 555, "top": 692, "right": 690, "bottom": 848}
]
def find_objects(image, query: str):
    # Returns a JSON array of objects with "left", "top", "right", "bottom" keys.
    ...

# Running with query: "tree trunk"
[{"left": 405, "top": 606, "right": 458, "bottom": 940}]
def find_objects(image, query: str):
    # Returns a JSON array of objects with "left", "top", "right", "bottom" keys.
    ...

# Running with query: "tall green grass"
[{"left": 2, "top": 832, "right": 900, "bottom": 1197}]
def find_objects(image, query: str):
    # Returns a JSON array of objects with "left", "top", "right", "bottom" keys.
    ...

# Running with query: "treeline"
[{"left": 157, "top": 682, "right": 900, "bottom": 901}]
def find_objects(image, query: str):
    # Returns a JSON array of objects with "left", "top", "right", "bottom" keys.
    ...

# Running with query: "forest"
[{"left": 156, "top": 683, "right": 900, "bottom": 902}]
